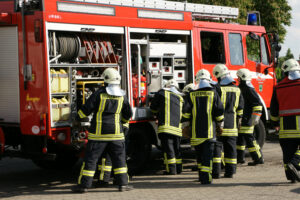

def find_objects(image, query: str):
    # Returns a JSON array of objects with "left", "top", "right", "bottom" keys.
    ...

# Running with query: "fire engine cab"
[{"left": 0, "top": 0, "right": 280, "bottom": 172}]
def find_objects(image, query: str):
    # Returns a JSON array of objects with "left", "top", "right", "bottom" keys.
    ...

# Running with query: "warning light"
[{"left": 247, "top": 12, "right": 260, "bottom": 26}]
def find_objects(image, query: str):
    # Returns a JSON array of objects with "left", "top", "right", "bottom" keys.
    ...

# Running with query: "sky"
[{"left": 280, "top": 0, "right": 300, "bottom": 59}]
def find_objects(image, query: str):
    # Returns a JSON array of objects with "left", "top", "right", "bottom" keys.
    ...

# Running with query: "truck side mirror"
[{"left": 249, "top": 32, "right": 259, "bottom": 40}]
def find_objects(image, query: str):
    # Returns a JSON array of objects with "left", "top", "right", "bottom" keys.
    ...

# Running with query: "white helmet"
[
  {"left": 281, "top": 59, "right": 300, "bottom": 80},
  {"left": 281, "top": 59, "right": 300, "bottom": 72},
  {"left": 236, "top": 68, "right": 254, "bottom": 88},
  {"left": 195, "top": 69, "right": 211, "bottom": 83},
  {"left": 102, "top": 68, "right": 125, "bottom": 96},
  {"left": 213, "top": 64, "right": 235, "bottom": 85},
  {"left": 102, "top": 68, "right": 121, "bottom": 84},
  {"left": 164, "top": 79, "right": 179, "bottom": 89},
  {"left": 164, "top": 79, "right": 181, "bottom": 95},
  {"left": 213, "top": 64, "right": 229, "bottom": 79},
  {"left": 236, "top": 68, "right": 252, "bottom": 81},
  {"left": 182, "top": 83, "right": 195, "bottom": 93}
]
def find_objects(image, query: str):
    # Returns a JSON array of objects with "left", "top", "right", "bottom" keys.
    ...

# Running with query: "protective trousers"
[
  {"left": 78, "top": 140, "right": 128, "bottom": 188},
  {"left": 96, "top": 126, "right": 130, "bottom": 182},
  {"left": 237, "top": 132, "right": 262, "bottom": 162},
  {"left": 279, "top": 138, "right": 300, "bottom": 181},
  {"left": 97, "top": 152, "right": 112, "bottom": 183},
  {"left": 159, "top": 133, "right": 182, "bottom": 174},
  {"left": 195, "top": 140, "right": 214, "bottom": 184},
  {"left": 213, "top": 136, "right": 237, "bottom": 176},
  {"left": 212, "top": 140, "right": 223, "bottom": 177}
]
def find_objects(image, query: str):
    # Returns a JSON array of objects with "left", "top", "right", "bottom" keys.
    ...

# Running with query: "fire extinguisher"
[
  {"left": 140, "top": 75, "right": 147, "bottom": 104},
  {"left": 132, "top": 74, "right": 147, "bottom": 107}
]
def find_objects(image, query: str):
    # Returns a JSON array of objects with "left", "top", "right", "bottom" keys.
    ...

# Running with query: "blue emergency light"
[{"left": 247, "top": 12, "right": 261, "bottom": 26}]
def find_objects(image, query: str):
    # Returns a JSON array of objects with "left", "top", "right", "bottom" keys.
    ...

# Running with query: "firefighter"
[
  {"left": 95, "top": 121, "right": 130, "bottom": 188},
  {"left": 212, "top": 64, "right": 244, "bottom": 178},
  {"left": 150, "top": 79, "right": 184, "bottom": 175},
  {"left": 270, "top": 58, "right": 300, "bottom": 183},
  {"left": 182, "top": 83, "right": 195, "bottom": 94},
  {"left": 71, "top": 68, "right": 133, "bottom": 193},
  {"left": 236, "top": 68, "right": 264, "bottom": 166},
  {"left": 183, "top": 69, "right": 224, "bottom": 184}
]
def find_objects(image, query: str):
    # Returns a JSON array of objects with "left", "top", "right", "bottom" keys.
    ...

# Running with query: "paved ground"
[{"left": 0, "top": 140, "right": 299, "bottom": 200}]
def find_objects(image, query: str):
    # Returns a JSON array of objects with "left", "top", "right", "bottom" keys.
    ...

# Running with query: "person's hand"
[
  {"left": 237, "top": 118, "right": 242, "bottom": 129},
  {"left": 216, "top": 126, "right": 223, "bottom": 137},
  {"left": 251, "top": 113, "right": 261, "bottom": 126}
]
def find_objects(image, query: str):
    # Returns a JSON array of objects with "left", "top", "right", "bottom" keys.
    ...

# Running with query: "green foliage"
[
  {"left": 276, "top": 48, "right": 294, "bottom": 81},
  {"left": 172, "top": 0, "right": 292, "bottom": 43}
]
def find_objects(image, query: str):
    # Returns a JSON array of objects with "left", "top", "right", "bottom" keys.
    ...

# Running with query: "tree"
[
  {"left": 276, "top": 48, "right": 294, "bottom": 81},
  {"left": 173, "top": 0, "right": 292, "bottom": 43},
  {"left": 285, "top": 48, "right": 294, "bottom": 60}
]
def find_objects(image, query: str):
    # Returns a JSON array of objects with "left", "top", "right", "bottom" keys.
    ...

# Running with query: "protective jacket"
[
  {"left": 78, "top": 87, "right": 132, "bottom": 141},
  {"left": 238, "top": 82, "right": 263, "bottom": 134},
  {"left": 218, "top": 83, "right": 244, "bottom": 136},
  {"left": 150, "top": 89, "right": 184, "bottom": 137},
  {"left": 270, "top": 77, "right": 300, "bottom": 138},
  {"left": 183, "top": 87, "right": 224, "bottom": 146}
]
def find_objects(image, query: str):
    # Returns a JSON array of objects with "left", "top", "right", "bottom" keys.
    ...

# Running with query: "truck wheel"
[
  {"left": 253, "top": 119, "right": 266, "bottom": 148},
  {"left": 32, "top": 143, "right": 79, "bottom": 170},
  {"left": 32, "top": 152, "right": 79, "bottom": 170},
  {"left": 127, "top": 126, "right": 152, "bottom": 175}
]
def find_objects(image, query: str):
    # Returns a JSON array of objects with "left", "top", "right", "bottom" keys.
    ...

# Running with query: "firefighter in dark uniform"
[
  {"left": 212, "top": 64, "right": 244, "bottom": 178},
  {"left": 236, "top": 68, "right": 264, "bottom": 165},
  {"left": 183, "top": 69, "right": 224, "bottom": 184},
  {"left": 71, "top": 68, "right": 133, "bottom": 193},
  {"left": 95, "top": 121, "right": 130, "bottom": 187},
  {"left": 270, "top": 58, "right": 300, "bottom": 183},
  {"left": 150, "top": 79, "right": 184, "bottom": 175}
]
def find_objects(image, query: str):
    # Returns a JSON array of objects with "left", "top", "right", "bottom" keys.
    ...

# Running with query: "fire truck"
[{"left": 0, "top": 0, "right": 280, "bottom": 172}]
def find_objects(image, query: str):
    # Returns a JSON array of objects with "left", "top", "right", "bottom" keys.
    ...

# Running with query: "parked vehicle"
[{"left": 0, "top": 0, "right": 280, "bottom": 172}]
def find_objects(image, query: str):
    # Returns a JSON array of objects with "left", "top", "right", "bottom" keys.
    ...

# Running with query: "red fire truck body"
[{"left": 0, "top": 0, "right": 278, "bottom": 170}]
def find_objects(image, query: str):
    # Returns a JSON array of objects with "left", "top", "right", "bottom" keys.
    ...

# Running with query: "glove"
[
  {"left": 237, "top": 117, "right": 242, "bottom": 129},
  {"left": 216, "top": 126, "right": 223, "bottom": 137},
  {"left": 251, "top": 113, "right": 261, "bottom": 126},
  {"left": 216, "top": 121, "right": 224, "bottom": 137}
]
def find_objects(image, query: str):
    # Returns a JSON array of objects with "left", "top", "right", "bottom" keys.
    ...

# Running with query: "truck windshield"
[
  {"left": 261, "top": 36, "right": 270, "bottom": 65},
  {"left": 200, "top": 31, "right": 225, "bottom": 64},
  {"left": 246, "top": 34, "right": 261, "bottom": 63},
  {"left": 229, "top": 33, "right": 244, "bottom": 65}
]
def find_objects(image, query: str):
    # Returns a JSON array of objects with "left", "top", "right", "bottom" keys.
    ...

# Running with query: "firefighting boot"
[
  {"left": 248, "top": 157, "right": 264, "bottom": 166},
  {"left": 286, "top": 163, "right": 300, "bottom": 182},
  {"left": 223, "top": 173, "right": 233, "bottom": 178},
  {"left": 176, "top": 163, "right": 183, "bottom": 174},
  {"left": 237, "top": 149, "right": 245, "bottom": 164},
  {"left": 94, "top": 180, "right": 109, "bottom": 188},
  {"left": 71, "top": 185, "right": 88, "bottom": 193},
  {"left": 119, "top": 185, "right": 134, "bottom": 192}
]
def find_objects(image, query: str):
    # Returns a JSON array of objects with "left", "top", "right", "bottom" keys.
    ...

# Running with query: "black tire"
[
  {"left": 32, "top": 152, "right": 79, "bottom": 170},
  {"left": 127, "top": 126, "right": 152, "bottom": 175},
  {"left": 32, "top": 143, "right": 80, "bottom": 170},
  {"left": 253, "top": 119, "right": 266, "bottom": 148}
]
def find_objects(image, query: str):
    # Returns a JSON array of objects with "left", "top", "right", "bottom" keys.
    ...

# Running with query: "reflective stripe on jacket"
[
  {"left": 78, "top": 87, "right": 132, "bottom": 141},
  {"left": 183, "top": 87, "right": 224, "bottom": 146},
  {"left": 218, "top": 84, "right": 244, "bottom": 136},
  {"left": 270, "top": 78, "right": 300, "bottom": 139},
  {"left": 150, "top": 89, "right": 184, "bottom": 137},
  {"left": 238, "top": 82, "right": 262, "bottom": 134}
]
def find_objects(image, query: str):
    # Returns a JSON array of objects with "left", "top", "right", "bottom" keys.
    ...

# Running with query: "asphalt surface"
[{"left": 0, "top": 140, "right": 299, "bottom": 200}]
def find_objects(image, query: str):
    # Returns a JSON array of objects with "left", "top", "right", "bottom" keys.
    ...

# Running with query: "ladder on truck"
[{"left": 64, "top": 0, "right": 239, "bottom": 19}]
